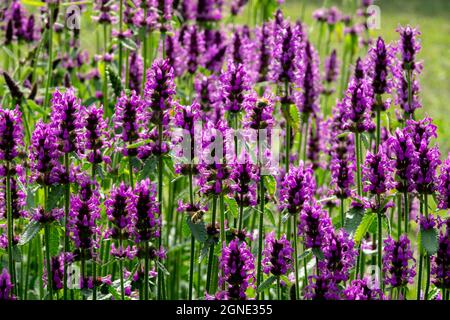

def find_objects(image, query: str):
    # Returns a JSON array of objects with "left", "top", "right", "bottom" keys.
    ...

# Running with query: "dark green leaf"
[
  {"left": 120, "top": 37, "right": 138, "bottom": 51},
  {"left": 47, "top": 185, "right": 64, "bottom": 210},
  {"left": 421, "top": 227, "right": 438, "bottom": 256},
  {"left": 264, "top": 175, "right": 277, "bottom": 196},
  {"left": 312, "top": 247, "right": 324, "bottom": 261},
  {"left": 19, "top": 221, "right": 42, "bottom": 245},
  {"left": 186, "top": 216, "right": 207, "bottom": 243},
  {"left": 344, "top": 206, "right": 366, "bottom": 236},
  {"left": 224, "top": 196, "right": 238, "bottom": 219},
  {"left": 13, "top": 245, "right": 22, "bottom": 263},
  {"left": 257, "top": 275, "right": 277, "bottom": 293},
  {"left": 156, "top": 261, "right": 170, "bottom": 276},
  {"left": 107, "top": 66, "right": 124, "bottom": 98},
  {"left": 354, "top": 212, "right": 376, "bottom": 244},
  {"left": 49, "top": 225, "right": 61, "bottom": 257}
]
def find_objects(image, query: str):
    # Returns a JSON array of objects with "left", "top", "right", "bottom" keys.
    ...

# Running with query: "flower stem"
[
  {"left": 188, "top": 235, "right": 195, "bottom": 300},
  {"left": 256, "top": 176, "right": 264, "bottom": 298},
  {"left": 292, "top": 214, "right": 300, "bottom": 300},
  {"left": 340, "top": 198, "right": 345, "bottom": 228},
  {"left": 144, "top": 241, "right": 149, "bottom": 300},
  {"left": 355, "top": 131, "right": 362, "bottom": 196},
  {"left": 43, "top": 4, "right": 54, "bottom": 119},
  {"left": 6, "top": 162, "right": 17, "bottom": 296},
  {"left": 424, "top": 194, "right": 431, "bottom": 300},
  {"left": 63, "top": 153, "right": 70, "bottom": 300},
  {"left": 118, "top": 0, "right": 123, "bottom": 78},
  {"left": 404, "top": 191, "right": 409, "bottom": 234},
  {"left": 102, "top": 24, "right": 108, "bottom": 116},
  {"left": 376, "top": 194, "right": 383, "bottom": 291},
  {"left": 206, "top": 196, "right": 217, "bottom": 294},
  {"left": 376, "top": 108, "right": 381, "bottom": 153},
  {"left": 44, "top": 222, "right": 53, "bottom": 300}
]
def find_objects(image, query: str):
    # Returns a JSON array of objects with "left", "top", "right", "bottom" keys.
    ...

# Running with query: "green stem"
[
  {"left": 292, "top": 215, "right": 300, "bottom": 300},
  {"left": 376, "top": 108, "right": 381, "bottom": 153},
  {"left": 340, "top": 198, "right": 345, "bottom": 228},
  {"left": 256, "top": 177, "right": 264, "bottom": 298},
  {"left": 43, "top": 4, "right": 54, "bottom": 118},
  {"left": 188, "top": 236, "right": 195, "bottom": 300},
  {"left": 144, "top": 241, "right": 149, "bottom": 300},
  {"left": 92, "top": 164, "right": 97, "bottom": 301},
  {"left": 63, "top": 153, "right": 70, "bottom": 300},
  {"left": 128, "top": 155, "right": 134, "bottom": 187},
  {"left": 404, "top": 191, "right": 409, "bottom": 234},
  {"left": 355, "top": 132, "right": 362, "bottom": 196},
  {"left": 397, "top": 194, "right": 402, "bottom": 239},
  {"left": 44, "top": 223, "right": 53, "bottom": 300},
  {"left": 376, "top": 195, "right": 383, "bottom": 291},
  {"left": 6, "top": 162, "right": 17, "bottom": 296},
  {"left": 103, "top": 24, "right": 108, "bottom": 116},
  {"left": 118, "top": 0, "right": 123, "bottom": 78},
  {"left": 424, "top": 194, "right": 431, "bottom": 300},
  {"left": 206, "top": 196, "right": 217, "bottom": 293}
]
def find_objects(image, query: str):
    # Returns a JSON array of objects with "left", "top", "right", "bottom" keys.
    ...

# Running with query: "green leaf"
[
  {"left": 120, "top": 37, "right": 138, "bottom": 51},
  {"left": 224, "top": 196, "right": 238, "bottom": 219},
  {"left": 360, "top": 133, "right": 370, "bottom": 150},
  {"left": 48, "top": 225, "right": 61, "bottom": 257},
  {"left": 19, "top": 221, "right": 42, "bottom": 246},
  {"left": 127, "top": 139, "right": 152, "bottom": 149},
  {"left": 13, "top": 246, "right": 23, "bottom": 263},
  {"left": 354, "top": 212, "right": 376, "bottom": 244},
  {"left": 312, "top": 247, "right": 324, "bottom": 261},
  {"left": 257, "top": 275, "right": 277, "bottom": 293},
  {"left": 156, "top": 261, "right": 170, "bottom": 276},
  {"left": 264, "top": 175, "right": 277, "bottom": 196},
  {"left": 421, "top": 227, "right": 438, "bottom": 256},
  {"left": 107, "top": 66, "right": 124, "bottom": 98},
  {"left": 47, "top": 185, "right": 64, "bottom": 210},
  {"left": 282, "top": 213, "right": 290, "bottom": 224},
  {"left": 265, "top": 207, "right": 276, "bottom": 227},
  {"left": 344, "top": 206, "right": 366, "bottom": 236},
  {"left": 298, "top": 248, "right": 312, "bottom": 260},
  {"left": 186, "top": 216, "right": 207, "bottom": 243},
  {"left": 288, "top": 104, "right": 301, "bottom": 129},
  {"left": 22, "top": 0, "right": 46, "bottom": 6}
]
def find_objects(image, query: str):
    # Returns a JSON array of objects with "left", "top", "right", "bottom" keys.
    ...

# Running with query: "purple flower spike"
[
  {"left": 196, "top": 0, "right": 223, "bottom": 23},
  {"left": 280, "top": 162, "right": 316, "bottom": 214},
  {"left": 344, "top": 277, "right": 385, "bottom": 300},
  {"left": 128, "top": 51, "right": 144, "bottom": 95},
  {"left": 144, "top": 59, "right": 176, "bottom": 124},
  {"left": 115, "top": 91, "right": 144, "bottom": 157},
  {"left": 230, "top": 152, "right": 259, "bottom": 207},
  {"left": 262, "top": 232, "right": 294, "bottom": 276},
  {"left": 324, "top": 49, "right": 339, "bottom": 85},
  {"left": 362, "top": 146, "right": 395, "bottom": 195},
  {"left": 0, "top": 268, "right": 15, "bottom": 300},
  {"left": 438, "top": 154, "right": 450, "bottom": 209},
  {"left": 0, "top": 105, "right": 24, "bottom": 162},
  {"left": 218, "top": 238, "right": 255, "bottom": 300},
  {"left": 304, "top": 274, "right": 340, "bottom": 300},
  {"left": 105, "top": 183, "right": 136, "bottom": 240},
  {"left": 183, "top": 25, "right": 205, "bottom": 75},
  {"left": 298, "top": 41, "right": 321, "bottom": 115},
  {"left": 386, "top": 128, "right": 419, "bottom": 193},
  {"left": 396, "top": 25, "right": 421, "bottom": 72},
  {"left": 432, "top": 219, "right": 450, "bottom": 289},
  {"left": 50, "top": 88, "right": 81, "bottom": 154},
  {"left": 256, "top": 22, "right": 272, "bottom": 82},
  {"left": 298, "top": 200, "right": 332, "bottom": 249},
  {"left": 77, "top": 104, "right": 110, "bottom": 165},
  {"left": 220, "top": 60, "right": 251, "bottom": 114},
  {"left": 319, "top": 230, "right": 357, "bottom": 283},
  {"left": 30, "top": 121, "right": 64, "bottom": 186},
  {"left": 243, "top": 94, "right": 274, "bottom": 131},
  {"left": 367, "top": 37, "right": 395, "bottom": 97},
  {"left": 132, "top": 178, "right": 160, "bottom": 243},
  {"left": 383, "top": 235, "right": 416, "bottom": 288},
  {"left": 330, "top": 129, "right": 355, "bottom": 199}
]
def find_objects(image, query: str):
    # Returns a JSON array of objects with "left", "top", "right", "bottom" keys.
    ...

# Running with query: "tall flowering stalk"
[
  {"left": 362, "top": 146, "right": 395, "bottom": 285},
  {"left": 144, "top": 59, "right": 176, "bottom": 299},
  {"left": 0, "top": 105, "right": 24, "bottom": 297},
  {"left": 280, "top": 162, "right": 316, "bottom": 299}
]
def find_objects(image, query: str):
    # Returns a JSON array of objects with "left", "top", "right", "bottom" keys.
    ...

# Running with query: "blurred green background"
[{"left": 284, "top": 0, "right": 450, "bottom": 154}]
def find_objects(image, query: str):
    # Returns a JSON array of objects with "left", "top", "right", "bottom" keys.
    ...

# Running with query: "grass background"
[{"left": 283, "top": 0, "right": 450, "bottom": 154}]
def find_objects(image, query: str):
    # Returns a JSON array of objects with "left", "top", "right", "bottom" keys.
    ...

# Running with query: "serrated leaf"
[
  {"left": 264, "top": 175, "right": 277, "bottom": 196},
  {"left": 107, "top": 66, "right": 124, "bottom": 98},
  {"left": 257, "top": 275, "right": 277, "bottom": 293},
  {"left": 360, "top": 133, "right": 370, "bottom": 150},
  {"left": 421, "top": 228, "right": 438, "bottom": 256},
  {"left": 265, "top": 207, "right": 276, "bottom": 227},
  {"left": 186, "top": 216, "right": 207, "bottom": 243},
  {"left": 288, "top": 104, "right": 300, "bottom": 129},
  {"left": 19, "top": 221, "right": 42, "bottom": 245},
  {"left": 298, "top": 248, "right": 312, "bottom": 260},
  {"left": 312, "top": 247, "right": 324, "bottom": 261},
  {"left": 224, "top": 196, "right": 238, "bottom": 219},
  {"left": 344, "top": 206, "right": 366, "bottom": 236},
  {"left": 354, "top": 212, "right": 376, "bottom": 244},
  {"left": 120, "top": 37, "right": 138, "bottom": 51}
]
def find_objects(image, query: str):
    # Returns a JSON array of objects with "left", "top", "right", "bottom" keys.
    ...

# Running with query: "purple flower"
[
  {"left": 419, "top": 215, "right": 436, "bottom": 231},
  {"left": 77, "top": 104, "right": 110, "bottom": 165},
  {"left": 105, "top": 183, "right": 136, "bottom": 240},
  {"left": 366, "top": 37, "right": 395, "bottom": 96},
  {"left": 1, "top": 165, "right": 27, "bottom": 219},
  {"left": 183, "top": 25, "right": 205, "bottom": 74},
  {"left": 344, "top": 277, "right": 385, "bottom": 300},
  {"left": 32, "top": 207, "right": 64, "bottom": 224},
  {"left": 128, "top": 51, "right": 143, "bottom": 94},
  {"left": 304, "top": 274, "right": 340, "bottom": 300},
  {"left": 93, "top": 0, "right": 117, "bottom": 24},
  {"left": 243, "top": 94, "right": 274, "bottom": 131},
  {"left": 386, "top": 128, "right": 419, "bottom": 192},
  {"left": 220, "top": 61, "right": 251, "bottom": 114},
  {"left": 330, "top": 131, "right": 355, "bottom": 199},
  {"left": 29, "top": 121, "right": 64, "bottom": 186},
  {"left": 144, "top": 59, "right": 176, "bottom": 124},
  {"left": 432, "top": 219, "right": 450, "bottom": 289},
  {"left": 231, "top": 0, "right": 248, "bottom": 16},
  {"left": 218, "top": 238, "right": 255, "bottom": 300},
  {"left": 280, "top": 162, "right": 316, "bottom": 214},
  {"left": 165, "top": 34, "right": 187, "bottom": 77},
  {"left": 405, "top": 118, "right": 441, "bottom": 194},
  {"left": 298, "top": 41, "right": 321, "bottom": 115},
  {"left": 44, "top": 254, "right": 65, "bottom": 291},
  {"left": 383, "top": 235, "right": 416, "bottom": 288},
  {"left": 50, "top": 88, "right": 81, "bottom": 154},
  {"left": 438, "top": 153, "right": 450, "bottom": 209},
  {"left": 132, "top": 179, "right": 160, "bottom": 242},
  {"left": 0, "top": 105, "right": 23, "bottom": 162},
  {"left": 115, "top": 91, "right": 144, "bottom": 157},
  {"left": 230, "top": 152, "right": 259, "bottom": 207},
  {"left": 180, "top": 0, "right": 197, "bottom": 21},
  {"left": 298, "top": 200, "right": 333, "bottom": 249},
  {"left": 319, "top": 230, "right": 357, "bottom": 283},
  {"left": 397, "top": 25, "right": 421, "bottom": 72},
  {"left": 196, "top": 0, "right": 222, "bottom": 22},
  {"left": 262, "top": 232, "right": 293, "bottom": 276},
  {"left": 324, "top": 49, "right": 339, "bottom": 84},
  {"left": 306, "top": 117, "right": 327, "bottom": 170},
  {"left": 67, "top": 191, "right": 101, "bottom": 252},
  {"left": 0, "top": 268, "right": 15, "bottom": 300},
  {"left": 194, "top": 75, "right": 220, "bottom": 119},
  {"left": 256, "top": 22, "right": 272, "bottom": 82},
  {"left": 362, "top": 146, "right": 395, "bottom": 195},
  {"left": 395, "top": 73, "right": 421, "bottom": 115},
  {"left": 269, "top": 21, "right": 303, "bottom": 86},
  {"left": 342, "top": 58, "right": 374, "bottom": 133}
]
